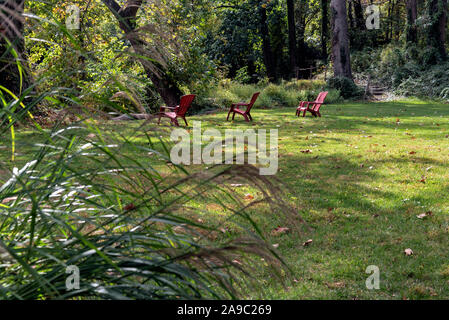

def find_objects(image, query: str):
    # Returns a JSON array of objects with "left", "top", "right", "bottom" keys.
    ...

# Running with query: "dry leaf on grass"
[
  {"left": 404, "top": 248, "right": 414, "bottom": 256},
  {"left": 417, "top": 211, "right": 433, "bottom": 219},
  {"left": 303, "top": 239, "right": 313, "bottom": 247},
  {"left": 271, "top": 227, "right": 290, "bottom": 236},
  {"left": 1, "top": 197, "right": 17, "bottom": 204},
  {"left": 244, "top": 194, "right": 254, "bottom": 200},
  {"left": 326, "top": 282, "right": 345, "bottom": 289},
  {"left": 123, "top": 203, "right": 136, "bottom": 211}
]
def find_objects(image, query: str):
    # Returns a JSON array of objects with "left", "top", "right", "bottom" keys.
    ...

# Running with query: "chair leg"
[
  {"left": 158, "top": 114, "right": 162, "bottom": 124},
  {"left": 243, "top": 114, "right": 250, "bottom": 122},
  {"left": 183, "top": 117, "right": 188, "bottom": 126},
  {"left": 302, "top": 110, "right": 307, "bottom": 117},
  {"left": 232, "top": 112, "right": 235, "bottom": 121},
  {"left": 317, "top": 111, "right": 321, "bottom": 118},
  {"left": 247, "top": 113, "right": 253, "bottom": 121},
  {"left": 172, "top": 118, "right": 180, "bottom": 127}
]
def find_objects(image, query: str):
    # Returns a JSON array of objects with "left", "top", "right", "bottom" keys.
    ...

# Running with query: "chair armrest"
[
  {"left": 233, "top": 102, "right": 250, "bottom": 107},
  {"left": 160, "top": 105, "right": 179, "bottom": 112},
  {"left": 299, "top": 102, "right": 313, "bottom": 108}
]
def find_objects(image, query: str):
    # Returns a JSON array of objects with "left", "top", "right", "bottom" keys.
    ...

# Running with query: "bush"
[
  {"left": 202, "top": 80, "right": 342, "bottom": 110},
  {"left": 326, "top": 77, "right": 362, "bottom": 99}
]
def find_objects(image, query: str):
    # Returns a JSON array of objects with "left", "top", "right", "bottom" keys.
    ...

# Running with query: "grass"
[{"left": 2, "top": 98, "right": 449, "bottom": 299}]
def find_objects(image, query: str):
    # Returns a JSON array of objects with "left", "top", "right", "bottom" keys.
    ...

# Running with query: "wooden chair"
[
  {"left": 158, "top": 94, "right": 196, "bottom": 127},
  {"left": 227, "top": 92, "right": 260, "bottom": 122},
  {"left": 296, "top": 91, "right": 328, "bottom": 118}
]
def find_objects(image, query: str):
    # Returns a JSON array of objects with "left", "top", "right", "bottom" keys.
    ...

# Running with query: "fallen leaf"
[
  {"left": 301, "top": 149, "right": 312, "bottom": 154},
  {"left": 271, "top": 227, "right": 290, "bottom": 236},
  {"left": 272, "top": 244, "right": 279, "bottom": 249},
  {"left": 232, "top": 259, "right": 243, "bottom": 265},
  {"left": 244, "top": 194, "right": 254, "bottom": 200},
  {"left": 303, "top": 239, "right": 313, "bottom": 247},
  {"left": 326, "top": 282, "right": 345, "bottom": 289},
  {"left": 1, "top": 197, "right": 17, "bottom": 204},
  {"left": 404, "top": 248, "right": 414, "bottom": 256},
  {"left": 420, "top": 176, "right": 427, "bottom": 183},
  {"left": 417, "top": 211, "right": 433, "bottom": 219},
  {"left": 124, "top": 203, "right": 136, "bottom": 211},
  {"left": 409, "top": 151, "right": 417, "bottom": 155}
]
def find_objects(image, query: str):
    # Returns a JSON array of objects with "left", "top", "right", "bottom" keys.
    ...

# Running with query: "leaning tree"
[{"left": 101, "top": 0, "right": 183, "bottom": 107}]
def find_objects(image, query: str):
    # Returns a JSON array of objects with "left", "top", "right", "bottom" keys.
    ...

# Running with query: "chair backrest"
[
  {"left": 313, "top": 91, "right": 328, "bottom": 111},
  {"left": 315, "top": 91, "right": 328, "bottom": 103},
  {"left": 246, "top": 92, "right": 260, "bottom": 113},
  {"left": 176, "top": 94, "right": 196, "bottom": 117}
]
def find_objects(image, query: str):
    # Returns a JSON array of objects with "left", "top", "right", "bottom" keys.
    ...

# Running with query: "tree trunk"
[
  {"left": 353, "top": 0, "right": 364, "bottom": 30},
  {"left": 331, "top": 0, "right": 353, "bottom": 79},
  {"left": 348, "top": 0, "right": 355, "bottom": 29},
  {"left": 406, "top": 0, "right": 418, "bottom": 43},
  {"left": 287, "top": 0, "right": 297, "bottom": 79},
  {"left": 321, "top": 0, "right": 329, "bottom": 62},
  {"left": 427, "top": 0, "right": 448, "bottom": 59},
  {"left": 101, "top": 0, "right": 182, "bottom": 107},
  {"left": 259, "top": 1, "right": 276, "bottom": 81},
  {"left": 0, "top": 0, "right": 27, "bottom": 95}
]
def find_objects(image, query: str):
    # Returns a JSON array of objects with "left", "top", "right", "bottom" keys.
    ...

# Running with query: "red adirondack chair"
[
  {"left": 296, "top": 91, "right": 328, "bottom": 118},
  {"left": 227, "top": 92, "right": 260, "bottom": 122},
  {"left": 158, "top": 94, "right": 196, "bottom": 127}
]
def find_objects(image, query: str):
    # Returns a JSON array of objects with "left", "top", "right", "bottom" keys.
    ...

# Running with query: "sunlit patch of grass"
[{"left": 2, "top": 99, "right": 449, "bottom": 299}]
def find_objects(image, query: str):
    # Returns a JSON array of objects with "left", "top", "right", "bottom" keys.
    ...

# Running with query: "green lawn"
[{"left": 2, "top": 99, "right": 449, "bottom": 299}]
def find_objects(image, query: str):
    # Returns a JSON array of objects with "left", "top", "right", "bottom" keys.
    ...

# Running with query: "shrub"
[
  {"left": 326, "top": 77, "right": 362, "bottom": 99},
  {"left": 202, "top": 80, "right": 343, "bottom": 110},
  {"left": 235, "top": 66, "right": 252, "bottom": 84}
]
